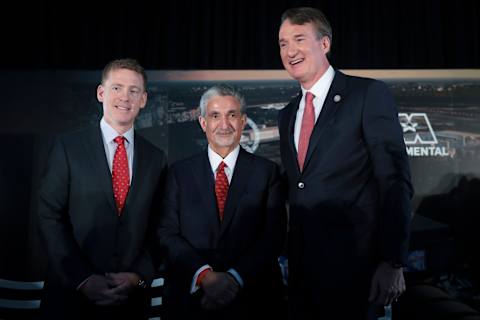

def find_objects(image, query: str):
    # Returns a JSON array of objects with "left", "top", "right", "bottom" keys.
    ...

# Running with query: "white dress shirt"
[
  {"left": 294, "top": 66, "right": 335, "bottom": 151},
  {"left": 207, "top": 144, "right": 240, "bottom": 183},
  {"left": 100, "top": 118, "right": 134, "bottom": 181}
]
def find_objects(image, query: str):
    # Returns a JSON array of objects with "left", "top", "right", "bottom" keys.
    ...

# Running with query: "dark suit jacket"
[
  {"left": 158, "top": 148, "right": 287, "bottom": 320},
  {"left": 38, "top": 126, "right": 167, "bottom": 319},
  {"left": 278, "top": 71, "right": 413, "bottom": 317}
]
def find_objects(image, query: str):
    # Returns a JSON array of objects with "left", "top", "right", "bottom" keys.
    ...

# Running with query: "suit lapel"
[
  {"left": 286, "top": 93, "right": 302, "bottom": 175},
  {"left": 303, "top": 71, "right": 347, "bottom": 172},
  {"left": 123, "top": 132, "right": 145, "bottom": 214},
  {"left": 84, "top": 126, "right": 116, "bottom": 212},
  {"left": 192, "top": 152, "right": 220, "bottom": 228},
  {"left": 219, "top": 148, "right": 253, "bottom": 237}
]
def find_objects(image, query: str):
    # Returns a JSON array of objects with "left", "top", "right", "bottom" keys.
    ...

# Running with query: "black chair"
[{"left": 0, "top": 278, "right": 44, "bottom": 319}]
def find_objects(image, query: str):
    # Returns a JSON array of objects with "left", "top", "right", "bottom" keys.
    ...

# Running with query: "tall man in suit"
[
  {"left": 277, "top": 7, "right": 413, "bottom": 319},
  {"left": 38, "top": 58, "right": 167, "bottom": 319},
  {"left": 158, "top": 84, "right": 287, "bottom": 320}
]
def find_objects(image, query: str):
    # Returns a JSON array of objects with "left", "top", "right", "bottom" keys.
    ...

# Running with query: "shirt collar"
[
  {"left": 100, "top": 117, "right": 134, "bottom": 144},
  {"left": 301, "top": 65, "right": 335, "bottom": 99},
  {"left": 207, "top": 144, "right": 240, "bottom": 173}
]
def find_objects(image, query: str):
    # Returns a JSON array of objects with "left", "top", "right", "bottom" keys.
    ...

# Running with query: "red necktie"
[
  {"left": 112, "top": 136, "right": 130, "bottom": 215},
  {"left": 215, "top": 161, "right": 229, "bottom": 221},
  {"left": 297, "top": 92, "right": 315, "bottom": 172}
]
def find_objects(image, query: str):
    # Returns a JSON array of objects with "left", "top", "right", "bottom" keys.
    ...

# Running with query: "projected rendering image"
[{"left": 3, "top": 69, "right": 479, "bottom": 213}]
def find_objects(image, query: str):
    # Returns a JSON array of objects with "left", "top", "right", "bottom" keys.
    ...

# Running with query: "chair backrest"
[
  {"left": 148, "top": 277, "right": 164, "bottom": 320},
  {"left": 0, "top": 276, "right": 164, "bottom": 320},
  {"left": 0, "top": 279, "right": 44, "bottom": 319}
]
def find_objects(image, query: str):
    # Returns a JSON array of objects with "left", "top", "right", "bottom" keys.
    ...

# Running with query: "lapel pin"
[{"left": 333, "top": 94, "right": 341, "bottom": 103}]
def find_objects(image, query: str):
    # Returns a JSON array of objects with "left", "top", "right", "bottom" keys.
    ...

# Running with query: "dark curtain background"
[{"left": 0, "top": 0, "right": 479, "bottom": 70}]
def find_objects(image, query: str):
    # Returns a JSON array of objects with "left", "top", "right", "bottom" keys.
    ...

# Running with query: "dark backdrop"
[{"left": 0, "top": 0, "right": 479, "bottom": 70}]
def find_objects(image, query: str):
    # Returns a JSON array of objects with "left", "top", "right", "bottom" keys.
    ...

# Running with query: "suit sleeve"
[
  {"left": 230, "top": 162, "right": 287, "bottom": 286},
  {"left": 157, "top": 168, "right": 209, "bottom": 280},
  {"left": 362, "top": 80, "right": 414, "bottom": 265},
  {"left": 37, "top": 137, "right": 93, "bottom": 289}
]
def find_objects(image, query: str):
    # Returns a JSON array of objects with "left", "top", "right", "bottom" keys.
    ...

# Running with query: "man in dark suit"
[
  {"left": 158, "top": 84, "right": 287, "bottom": 320},
  {"left": 38, "top": 58, "right": 167, "bottom": 319},
  {"left": 277, "top": 7, "right": 413, "bottom": 319}
]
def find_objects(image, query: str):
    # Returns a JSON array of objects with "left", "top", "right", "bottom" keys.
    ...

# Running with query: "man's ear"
[
  {"left": 321, "top": 36, "right": 331, "bottom": 55},
  {"left": 241, "top": 114, "right": 247, "bottom": 130},
  {"left": 139, "top": 91, "right": 148, "bottom": 109},
  {"left": 97, "top": 85, "right": 105, "bottom": 103},
  {"left": 199, "top": 116, "right": 207, "bottom": 132}
]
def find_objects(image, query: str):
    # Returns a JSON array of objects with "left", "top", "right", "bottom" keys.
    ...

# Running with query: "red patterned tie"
[
  {"left": 215, "top": 161, "right": 229, "bottom": 221},
  {"left": 297, "top": 91, "right": 315, "bottom": 172},
  {"left": 112, "top": 136, "right": 130, "bottom": 215}
]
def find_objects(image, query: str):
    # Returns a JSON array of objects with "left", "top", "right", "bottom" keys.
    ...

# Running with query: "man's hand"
[
  {"left": 99, "top": 272, "right": 140, "bottom": 305},
  {"left": 80, "top": 272, "right": 141, "bottom": 306},
  {"left": 200, "top": 271, "right": 240, "bottom": 310},
  {"left": 79, "top": 274, "right": 126, "bottom": 306},
  {"left": 369, "top": 261, "right": 406, "bottom": 306}
]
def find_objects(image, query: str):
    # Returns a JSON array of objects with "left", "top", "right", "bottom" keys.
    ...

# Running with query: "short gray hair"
[{"left": 199, "top": 84, "right": 246, "bottom": 117}]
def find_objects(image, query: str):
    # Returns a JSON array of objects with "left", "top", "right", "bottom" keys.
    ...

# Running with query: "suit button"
[{"left": 298, "top": 182, "right": 305, "bottom": 189}]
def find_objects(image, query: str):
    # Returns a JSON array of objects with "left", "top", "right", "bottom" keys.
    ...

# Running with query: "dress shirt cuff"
[
  {"left": 190, "top": 265, "right": 212, "bottom": 294},
  {"left": 227, "top": 268, "right": 243, "bottom": 288},
  {"left": 76, "top": 274, "right": 94, "bottom": 290}
]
